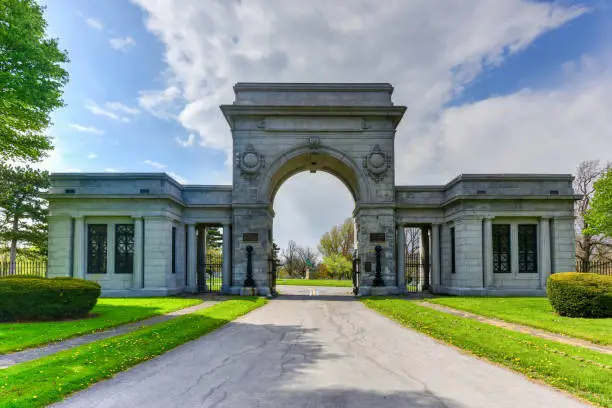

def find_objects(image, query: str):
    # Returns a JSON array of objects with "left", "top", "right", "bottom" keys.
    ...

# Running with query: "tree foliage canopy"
[
  {"left": 318, "top": 218, "right": 354, "bottom": 260},
  {"left": 0, "top": 163, "right": 50, "bottom": 261},
  {"left": 585, "top": 168, "right": 612, "bottom": 239},
  {"left": 0, "top": 0, "right": 69, "bottom": 162}
]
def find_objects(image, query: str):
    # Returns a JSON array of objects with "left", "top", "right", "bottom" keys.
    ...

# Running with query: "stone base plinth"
[
  {"left": 240, "top": 287, "right": 258, "bottom": 296},
  {"left": 370, "top": 286, "right": 390, "bottom": 296}
]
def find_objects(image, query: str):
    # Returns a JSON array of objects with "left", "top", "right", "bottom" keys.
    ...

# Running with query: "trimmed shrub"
[
  {"left": 0, "top": 276, "right": 101, "bottom": 322},
  {"left": 547, "top": 272, "right": 612, "bottom": 318}
]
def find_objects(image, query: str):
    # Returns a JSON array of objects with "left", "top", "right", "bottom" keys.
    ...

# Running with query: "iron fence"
[
  {"left": 0, "top": 260, "right": 47, "bottom": 277},
  {"left": 197, "top": 252, "right": 223, "bottom": 293},
  {"left": 575, "top": 261, "right": 612, "bottom": 276}
]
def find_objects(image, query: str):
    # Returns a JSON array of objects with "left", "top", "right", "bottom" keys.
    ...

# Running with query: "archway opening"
[{"left": 273, "top": 169, "right": 356, "bottom": 297}]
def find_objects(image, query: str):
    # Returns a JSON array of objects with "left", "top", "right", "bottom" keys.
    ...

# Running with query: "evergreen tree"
[
  {"left": 0, "top": 163, "right": 50, "bottom": 273},
  {"left": 206, "top": 227, "right": 222, "bottom": 250}
]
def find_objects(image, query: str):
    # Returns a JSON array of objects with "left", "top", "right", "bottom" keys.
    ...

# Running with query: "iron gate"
[
  {"left": 197, "top": 252, "right": 223, "bottom": 294},
  {"left": 352, "top": 249, "right": 360, "bottom": 296},
  {"left": 405, "top": 253, "right": 429, "bottom": 293}
]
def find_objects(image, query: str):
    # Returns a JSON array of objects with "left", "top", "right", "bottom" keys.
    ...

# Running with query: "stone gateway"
[{"left": 46, "top": 83, "right": 576, "bottom": 297}]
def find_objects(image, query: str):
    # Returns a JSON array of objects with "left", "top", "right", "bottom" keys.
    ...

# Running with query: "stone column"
[
  {"left": 483, "top": 217, "right": 493, "bottom": 289},
  {"left": 222, "top": 223, "right": 232, "bottom": 293},
  {"left": 421, "top": 227, "right": 430, "bottom": 291},
  {"left": 396, "top": 225, "right": 406, "bottom": 292},
  {"left": 187, "top": 223, "right": 197, "bottom": 292},
  {"left": 430, "top": 224, "right": 441, "bottom": 290},
  {"left": 73, "top": 217, "right": 86, "bottom": 279},
  {"left": 132, "top": 217, "right": 144, "bottom": 289},
  {"left": 539, "top": 217, "right": 551, "bottom": 289}
]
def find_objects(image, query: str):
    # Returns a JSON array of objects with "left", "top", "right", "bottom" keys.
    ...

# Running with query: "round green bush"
[
  {"left": 547, "top": 272, "right": 612, "bottom": 318},
  {"left": 0, "top": 276, "right": 101, "bottom": 322}
]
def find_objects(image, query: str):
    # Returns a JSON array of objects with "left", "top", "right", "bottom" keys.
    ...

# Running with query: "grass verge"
[
  {"left": 363, "top": 298, "right": 612, "bottom": 408},
  {"left": 0, "top": 297, "right": 202, "bottom": 354},
  {"left": 277, "top": 279, "right": 353, "bottom": 287},
  {"left": 0, "top": 297, "right": 266, "bottom": 408},
  {"left": 427, "top": 297, "right": 612, "bottom": 345}
]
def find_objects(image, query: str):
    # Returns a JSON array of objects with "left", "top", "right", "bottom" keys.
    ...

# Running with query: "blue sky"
[{"left": 38, "top": 0, "right": 612, "bottom": 250}]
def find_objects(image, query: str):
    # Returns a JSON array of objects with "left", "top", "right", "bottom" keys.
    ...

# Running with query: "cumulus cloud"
[
  {"left": 68, "top": 124, "right": 105, "bottom": 134},
  {"left": 109, "top": 36, "right": 136, "bottom": 51},
  {"left": 130, "top": 0, "right": 611, "bottom": 249},
  {"left": 176, "top": 133, "right": 196, "bottom": 147},
  {"left": 87, "top": 153, "right": 97, "bottom": 159}
]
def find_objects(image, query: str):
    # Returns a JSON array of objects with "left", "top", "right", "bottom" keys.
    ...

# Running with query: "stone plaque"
[
  {"left": 364, "top": 261, "right": 372, "bottom": 273},
  {"left": 369, "top": 233, "right": 386, "bottom": 242},
  {"left": 242, "top": 232, "right": 259, "bottom": 243}
]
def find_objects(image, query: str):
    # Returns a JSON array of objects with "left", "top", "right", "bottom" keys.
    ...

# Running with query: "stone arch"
[{"left": 261, "top": 145, "right": 368, "bottom": 205}]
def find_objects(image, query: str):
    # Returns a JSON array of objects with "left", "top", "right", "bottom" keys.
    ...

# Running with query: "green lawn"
[
  {"left": 363, "top": 298, "right": 612, "bottom": 408},
  {"left": 0, "top": 297, "right": 266, "bottom": 408},
  {"left": 276, "top": 278, "right": 353, "bottom": 287},
  {"left": 0, "top": 297, "right": 202, "bottom": 354},
  {"left": 427, "top": 297, "right": 612, "bottom": 345}
]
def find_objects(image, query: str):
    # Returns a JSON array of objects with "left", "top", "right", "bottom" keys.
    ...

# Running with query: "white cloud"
[
  {"left": 85, "top": 102, "right": 139, "bottom": 122},
  {"left": 138, "top": 86, "right": 183, "bottom": 120},
  {"left": 109, "top": 36, "right": 136, "bottom": 51},
  {"left": 106, "top": 102, "right": 140, "bottom": 115},
  {"left": 143, "top": 159, "right": 166, "bottom": 169},
  {"left": 131, "top": 0, "right": 610, "bottom": 250},
  {"left": 176, "top": 133, "right": 195, "bottom": 147},
  {"left": 87, "top": 153, "right": 97, "bottom": 159},
  {"left": 86, "top": 18, "right": 103, "bottom": 30},
  {"left": 68, "top": 124, "right": 105, "bottom": 134},
  {"left": 168, "top": 171, "right": 187, "bottom": 184},
  {"left": 104, "top": 168, "right": 120, "bottom": 172}
]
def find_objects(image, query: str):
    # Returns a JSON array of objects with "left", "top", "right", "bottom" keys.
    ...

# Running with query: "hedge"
[
  {"left": 0, "top": 276, "right": 101, "bottom": 322},
  {"left": 547, "top": 272, "right": 612, "bottom": 318}
]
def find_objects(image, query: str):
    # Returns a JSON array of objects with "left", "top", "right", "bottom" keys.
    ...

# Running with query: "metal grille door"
[{"left": 197, "top": 252, "right": 223, "bottom": 293}]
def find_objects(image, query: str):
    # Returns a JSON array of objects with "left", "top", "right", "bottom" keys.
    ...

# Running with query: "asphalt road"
[{"left": 53, "top": 287, "right": 590, "bottom": 408}]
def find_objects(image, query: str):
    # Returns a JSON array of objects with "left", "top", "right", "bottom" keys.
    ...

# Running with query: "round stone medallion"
[
  {"left": 243, "top": 152, "right": 259, "bottom": 168},
  {"left": 369, "top": 153, "right": 385, "bottom": 168}
]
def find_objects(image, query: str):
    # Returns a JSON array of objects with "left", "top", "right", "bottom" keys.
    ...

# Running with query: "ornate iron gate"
[
  {"left": 197, "top": 252, "right": 223, "bottom": 294},
  {"left": 405, "top": 253, "right": 429, "bottom": 293},
  {"left": 352, "top": 249, "right": 360, "bottom": 296}
]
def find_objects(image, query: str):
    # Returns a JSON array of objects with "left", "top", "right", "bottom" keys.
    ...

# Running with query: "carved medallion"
[
  {"left": 307, "top": 136, "right": 321, "bottom": 149},
  {"left": 363, "top": 144, "right": 390, "bottom": 182},
  {"left": 237, "top": 144, "right": 265, "bottom": 181}
]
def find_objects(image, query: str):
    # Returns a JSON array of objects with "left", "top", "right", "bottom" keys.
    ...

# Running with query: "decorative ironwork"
[
  {"left": 244, "top": 245, "right": 255, "bottom": 287},
  {"left": 114, "top": 224, "right": 134, "bottom": 274},
  {"left": 87, "top": 224, "right": 107, "bottom": 274},
  {"left": 492, "top": 224, "right": 511, "bottom": 273},
  {"left": 372, "top": 245, "right": 385, "bottom": 287},
  {"left": 197, "top": 252, "right": 223, "bottom": 293},
  {"left": 518, "top": 225, "right": 538, "bottom": 273},
  {"left": 405, "top": 253, "right": 430, "bottom": 293},
  {"left": 363, "top": 144, "right": 390, "bottom": 182}
]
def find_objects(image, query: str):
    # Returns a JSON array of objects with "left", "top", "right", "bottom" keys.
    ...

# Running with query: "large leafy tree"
[
  {"left": 585, "top": 168, "right": 612, "bottom": 240},
  {"left": 318, "top": 218, "right": 355, "bottom": 261},
  {"left": 0, "top": 0, "right": 69, "bottom": 162},
  {"left": 322, "top": 253, "right": 352, "bottom": 280},
  {"left": 0, "top": 163, "right": 50, "bottom": 273}
]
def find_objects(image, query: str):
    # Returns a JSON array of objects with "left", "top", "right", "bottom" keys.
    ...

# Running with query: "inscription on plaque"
[
  {"left": 242, "top": 232, "right": 259, "bottom": 243},
  {"left": 369, "top": 233, "right": 386, "bottom": 242},
  {"left": 364, "top": 261, "right": 372, "bottom": 273}
]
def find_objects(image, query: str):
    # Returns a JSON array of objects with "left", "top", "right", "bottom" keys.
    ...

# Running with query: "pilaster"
[
  {"left": 539, "top": 217, "right": 551, "bottom": 289},
  {"left": 222, "top": 223, "right": 232, "bottom": 293},
  {"left": 132, "top": 217, "right": 144, "bottom": 289},
  {"left": 483, "top": 217, "right": 493, "bottom": 288},
  {"left": 73, "top": 217, "right": 86, "bottom": 279}
]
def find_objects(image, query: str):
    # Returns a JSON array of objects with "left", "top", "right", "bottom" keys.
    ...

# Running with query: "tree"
[
  {"left": 318, "top": 218, "right": 354, "bottom": 260},
  {"left": 574, "top": 160, "right": 612, "bottom": 267},
  {"left": 322, "top": 253, "right": 352, "bottom": 280},
  {"left": 206, "top": 227, "right": 222, "bottom": 250},
  {"left": 0, "top": 163, "right": 50, "bottom": 273},
  {"left": 1, "top": 0, "right": 69, "bottom": 162},
  {"left": 585, "top": 168, "right": 612, "bottom": 240}
]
